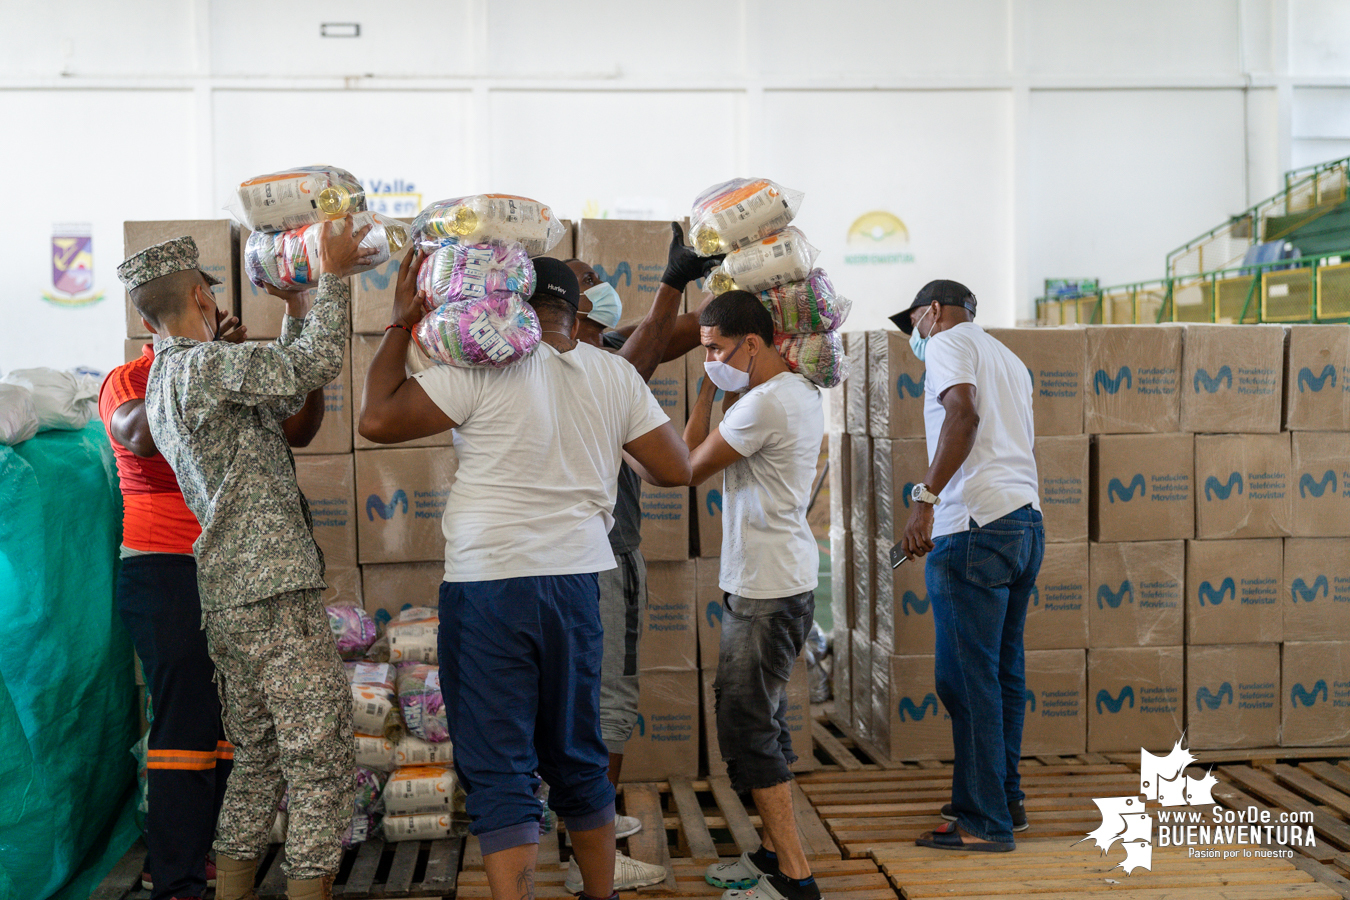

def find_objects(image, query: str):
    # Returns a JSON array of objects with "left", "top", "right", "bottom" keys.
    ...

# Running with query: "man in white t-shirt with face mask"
[
  {"left": 684, "top": 290, "right": 825, "bottom": 900},
  {"left": 895, "top": 279, "right": 1044, "bottom": 854}
]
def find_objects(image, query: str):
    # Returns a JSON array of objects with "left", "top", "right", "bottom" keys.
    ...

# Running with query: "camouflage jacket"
[{"left": 145, "top": 273, "right": 349, "bottom": 612}]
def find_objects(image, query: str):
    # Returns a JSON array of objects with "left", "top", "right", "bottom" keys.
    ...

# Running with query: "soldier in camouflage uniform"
[{"left": 118, "top": 224, "right": 376, "bottom": 900}]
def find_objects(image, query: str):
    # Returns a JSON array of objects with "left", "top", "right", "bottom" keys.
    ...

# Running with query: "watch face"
[{"left": 911, "top": 484, "right": 924, "bottom": 500}]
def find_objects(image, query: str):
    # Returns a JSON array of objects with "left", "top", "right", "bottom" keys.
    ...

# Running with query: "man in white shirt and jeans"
[
  {"left": 359, "top": 253, "right": 692, "bottom": 900},
  {"left": 895, "top": 280, "right": 1044, "bottom": 853},
  {"left": 684, "top": 291, "right": 825, "bottom": 900}
]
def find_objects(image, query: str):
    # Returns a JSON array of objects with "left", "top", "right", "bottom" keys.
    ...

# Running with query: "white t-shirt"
[
  {"left": 414, "top": 341, "right": 669, "bottom": 582},
  {"left": 717, "top": 371, "right": 824, "bottom": 599},
  {"left": 921, "top": 322, "right": 1040, "bottom": 538}
]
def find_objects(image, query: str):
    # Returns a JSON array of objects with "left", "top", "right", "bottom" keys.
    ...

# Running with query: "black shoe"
[{"left": 940, "top": 801, "right": 1029, "bottom": 833}]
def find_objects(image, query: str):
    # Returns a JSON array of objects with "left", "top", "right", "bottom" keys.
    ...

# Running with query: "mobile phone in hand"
[{"left": 889, "top": 541, "right": 908, "bottom": 570}]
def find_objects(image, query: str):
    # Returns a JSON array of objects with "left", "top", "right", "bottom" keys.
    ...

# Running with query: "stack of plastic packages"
[
  {"left": 408, "top": 194, "right": 567, "bottom": 369},
  {"left": 691, "top": 178, "right": 851, "bottom": 388},
  {"left": 0, "top": 368, "right": 99, "bottom": 442},
  {"left": 225, "top": 166, "right": 410, "bottom": 292}
]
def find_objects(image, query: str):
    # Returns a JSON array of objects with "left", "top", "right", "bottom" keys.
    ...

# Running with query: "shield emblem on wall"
[{"left": 52, "top": 230, "right": 94, "bottom": 296}]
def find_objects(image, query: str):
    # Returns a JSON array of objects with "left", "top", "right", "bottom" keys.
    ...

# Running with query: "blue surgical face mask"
[
  {"left": 582, "top": 282, "right": 623, "bottom": 329},
  {"left": 909, "top": 305, "right": 935, "bottom": 361}
]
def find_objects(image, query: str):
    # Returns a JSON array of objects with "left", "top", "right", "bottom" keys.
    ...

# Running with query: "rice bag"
[
  {"left": 244, "top": 211, "right": 408, "bottom": 291},
  {"left": 386, "top": 609, "right": 439, "bottom": 665},
  {"left": 383, "top": 765, "right": 455, "bottom": 816},
  {"left": 328, "top": 605, "right": 379, "bottom": 660},
  {"left": 690, "top": 177, "right": 804, "bottom": 256},
  {"left": 395, "top": 735, "right": 454, "bottom": 768},
  {"left": 758, "top": 269, "right": 851, "bottom": 334},
  {"left": 412, "top": 194, "right": 565, "bottom": 256},
  {"left": 413, "top": 292, "right": 540, "bottom": 369},
  {"left": 0, "top": 384, "right": 39, "bottom": 446},
  {"left": 228, "top": 165, "right": 366, "bottom": 233},
  {"left": 397, "top": 664, "right": 449, "bottom": 743},
  {"left": 418, "top": 241, "right": 535, "bottom": 310},
  {"left": 0, "top": 368, "right": 97, "bottom": 432},
  {"left": 384, "top": 812, "right": 452, "bottom": 842},
  {"left": 775, "top": 330, "right": 850, "bottom": 389},
  {"left": 707, "top": 227, "right": 818, "bottom": 295},
  {"left": 349, "top": 662, "right": 403, "bottom": 739},
  {"left": 354, "top": 734, "right": 397, "bottom": 772}
]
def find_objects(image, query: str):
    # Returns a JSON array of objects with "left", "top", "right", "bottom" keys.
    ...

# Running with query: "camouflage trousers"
[{"left": 203, "top": 590, "right": 354, "bottom": 878}]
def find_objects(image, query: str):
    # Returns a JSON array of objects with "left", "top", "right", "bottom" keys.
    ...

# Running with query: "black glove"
[{"left": 660, "top": 221, "right": 725, "bottom": 290}]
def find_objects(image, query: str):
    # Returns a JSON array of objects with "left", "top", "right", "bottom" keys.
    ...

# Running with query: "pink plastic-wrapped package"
[
  {"left": 327, "top": 605, "right": 379, "bottom": 660},
  {"left": 413, "top": 291, "right": 541, "bottom": 369},
  {"left": 775, "top": 330, "right": 851, "bottom": 389},
  {"left": 417, "top": 241, "right": 535, "bottom": 311},
  {"left": 758, "top": 269, "right": 851, "bottom": 335},
  {"left": 397, "top": 663, "right": 449, "bottom": 744}
]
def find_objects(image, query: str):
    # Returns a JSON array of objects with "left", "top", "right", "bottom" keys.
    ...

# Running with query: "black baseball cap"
[
  {"left": 529, "top": 257, "right": 581, "bottom": 310},
  {"left": 891, "top": 279, "right": 978, "bottom": 334}
]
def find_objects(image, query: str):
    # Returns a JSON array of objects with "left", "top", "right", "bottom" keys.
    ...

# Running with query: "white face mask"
[{"left": 704, "top": 338, "right": 752, "bottom": 393}]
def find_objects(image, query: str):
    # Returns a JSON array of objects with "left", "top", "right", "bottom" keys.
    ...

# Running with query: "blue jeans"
[{"left": 927, "top": 505, "right": 1044, "bottom": 843}]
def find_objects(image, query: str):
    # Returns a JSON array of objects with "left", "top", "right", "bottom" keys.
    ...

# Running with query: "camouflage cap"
[{"left": 117, "top": 236, "right": 222, "bottom": 292}]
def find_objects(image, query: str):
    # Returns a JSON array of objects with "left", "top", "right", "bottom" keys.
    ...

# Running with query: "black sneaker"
[{"left": 940, "top": 801, "right": 1029, "bottom": 832}]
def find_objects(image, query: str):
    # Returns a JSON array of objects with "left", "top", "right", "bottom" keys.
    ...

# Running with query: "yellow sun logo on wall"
[{"left": 845, "top": 211, "right": 915, "bottom": 266}]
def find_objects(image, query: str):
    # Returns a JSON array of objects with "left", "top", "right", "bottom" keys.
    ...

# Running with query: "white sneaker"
[
  {"left": 565, "top": 852, "right": 668, "bottom": 893},
  {"left": 615, "top": 813, "right": 642, "bottom": 839},
  {"left": 705, "top": 851, "right": 768, "bottom": 890}
]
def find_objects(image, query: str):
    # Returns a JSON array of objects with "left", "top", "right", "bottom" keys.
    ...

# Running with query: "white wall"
[{"left": 1, "top": 0, "right": 1347, "bottom": 375}]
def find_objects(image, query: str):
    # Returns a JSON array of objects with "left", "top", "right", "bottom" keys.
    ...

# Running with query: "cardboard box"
[
  {"left": 1035, "top": 435, "right": 1089, "bottom": 543},
  {"left": 830, "top": 527, "right": 853, "bottom": 634},
  {"left": 1284, "top": 538, "right": 1350, "bottom": 641},
  {"left": 1185, "top": 539, "right": 1283, "bottom": 645},
  {"left": 844, "top": 332, "right": 869, "bottom": 435},
  {"left": 124, "top": 338, "right": 150, "bottom": 364},
  {"left": 289, "top": 338, "right": 353, "bottom": 456},
  {"left": 851, "top": 532, "right": 873, "bottom": 642},
  {"left": 349, "top": 218, "right": 416, "bottom": 335},
  {"left": 873, "top": 438, "right": 930, "bottom": 543},
  {"left": 851, "top": 627, "right": 873, "bottom": 743},
  {"left": 1291, "top": 432, "right": 1350, "bottom": 537},
  {"left": 1285, "top": 324, "right": 1350, "bottom": 431},
  {"left": 1087, "top": 647, "right": 1184, "bottom": 752},
  {"left": 641, "top": 358, "right": 690, "bottom": 560},
  {"left": 1282, "top": 641, "right": 1350, "bottom": 746},
  {"left": 870, "top": 639, "right": 892, "bottom": 757},
  {"left": 1025, "top": 543, "right": 1089, "bottom": 651},
  {"left": 702, "top": 658, "right": 813, "bottom": 778},
  {"left": 695, "top": 558, "right": 723, "bottom": 670},
  {"left": 351, "top": 334, "right": 454, "bottom": 450},
  {"left": 849, "top": 435, "right": 874, "bottom": 539},
  {"left": 1181, "top": 324, "right": 1285, "bottom": 434},
  {"left": 574, "top": 218, "right": 688, "bottom": 330},
  {"left": 237, "top": 229, "right": 275, "bottom": 340},
  {"left": 621, "top": 668, "right": 699, "bottom": 782},
  {"left": 872, "top": 538, "right": 896, "bottom": 654},
  {"left": 1194, "top": 432, "right": 1292, "bottom": 539},
  {"left": 828, "top": 432, "right": 851, "bottom": 535},
  {"left": 887, "top": 655, "right": 953, "bottom": 761},
  {"left": 828, "top": 379, "right": 846, "bottom": 433},
  {"left": 295, "top": 454, "right": 358, "bottom": 571},
  {"left": 832, "top": 628, "right": 852, "bottom": 729},
  {"left": 319, "top": 565, "right": 362, "bottom": 609},
  {"left": 125, "top": 220, "right": 238, "bottom": 338},
  {"left": 1091, "top": 433, "right": 1194, "bottom": 542},
  {"left": 1023, "top": 649, "right": 1087, "bottom": 756},
  {"left": 1089, "top": 541, "right": 1185, "bottom": 648},
  {"left": 987, "top": 327, "right": 1086, "bottom": 436},
  {"left": 1083, "top": 325, "right": 1182, "bottom": 434},
  {"left": 354, "top": 447, "right": 458, "bottom": 564},
  {"left": 688, "top": 352, "right": 726, "bottom": 557},
  {"left": 641, "top": 560, "right": 698, "bottom": 671},
  {"left": 1186, "top": 644, "right": 1281, "bottom": 750},
  {"left": 867, "top": 329, "right": 926, "bottom": 439},
  {"left": 361, "top": 561, "right": 444, "bottom": 625},
  {"left": 552, "top": 218, "right": 575, "bottom": 262},
  {"left": 887, "top": 539, "right": 934, "bottom": 656}
]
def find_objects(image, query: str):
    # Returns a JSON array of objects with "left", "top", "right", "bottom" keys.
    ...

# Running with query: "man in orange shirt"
[{"left": 101, "top": 287, "right": 327, "bottom": 900}]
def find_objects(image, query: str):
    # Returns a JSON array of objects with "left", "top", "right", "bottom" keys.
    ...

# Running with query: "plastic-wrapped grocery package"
[
  {"left": 244, "top": 211, "right": 408, "bottom": 291},
  {"left": 228, "top": 166, "right": 366, "bottom": 233},
  {"left": 386, "top": 608, "right": 438, "bottom": 664},
  {"left": 0, "top": 384, "right": 39, "bottom": 446},
  {"left": 418, "top": 241, "right": 535, "bottom": 310},
  {"left": 342, "top": 814, "right": 373, "bottom": 848},
  {"left": 395, "top": 734, "right": 454, "bottom": 767},
  {"left": 354, "top": 734, "right": 397, "bottom": 772},
  {"left": 383, "top": 765, "right": 455, "bottom": 816},
  {"left": 758, "top": 269, "right": 851, "bottom": 334},
  {"left": 397, "top": 664, "right": 449, "bottom": 743},
  {"left": 412, "top": 194, "right": 565, "bottom": 257},
  {"left": 414, "top": 292, "right": 540, "bottom": 370},
  {"left": 707, "top": 227, "right": 818, "bottom": 294},
  {"left": 690, "top": 178, "right": 804, "bottom": 255},
  {"left": 328, "top": 605, "right": 379, "bottom": 660},
  {"left": 0, "top": 369, "right": 96, "bottom": 432},
  {"left": 775, "top": 330, "right": 850, "bottom": 389},
  {"left": 384, "top": 812, "right": 452, "bottom": 842},
  {"left": 349, "top": 661, "right": 404, "bottom": 739},
  {"left": 353, "top": 765, "right": 386, "bottom": 814}
]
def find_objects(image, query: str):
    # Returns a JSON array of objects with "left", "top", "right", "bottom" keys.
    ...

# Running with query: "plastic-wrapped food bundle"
[
  {"left": 775, "top": 330, "right": 850, "bottom": 389},
  {"left": 384, "top": 765, "right": 455, "bottom": 816},
  {"left": 417, "top": 241, "right": 535, "bottom": 310},
  {"left": 398, "top": 664, "right": 449, "bottom": 744},
  {"left": 349, "top": 661, "right": 403, "bottom": 739},
  {"left": 386, "top": 608, "right": 438, "bottom": 664},
  {"left": 414, "top": 291, "right": 540, "bottom": 370},
  {"left": 707, "top": 227, "right": 818, "bottom": 295},
  {"left": 342, "top": 814, "right": 373, "bottom": 848},
  {"left": 245, "top": 211, "right": 408, "bottom": 292},
  {"left": 0, "top": 368, "right": 97, "bottom": 432},
  {"left": 328, "top": 605, "right": 379, "bottom": 660},
  {"left": 395, "top": 735, "right": 454, "bottom": 767},
  {"left": 691, "top": 178, "right": 804, "bottom": 256},
  {"left": 385, "top": 812, "right": 452, "bottom": 842},
  {"left": 354, "top": 734, "right": 397, "bottom": 772},
  {"left": 353, "top": 765, "right": 386, "bottom": 814},
  {"left": 0, "top": 384, "right": 39, "bottom": 446},
  {"left": 228, "top": 166, "right": 366, "bottom": 233},
  {"left": 412, "top": 194, "right": 565, "bottom": 257},
  {"left": 758, "top": 269, "right": 851, "bottom": 335}
]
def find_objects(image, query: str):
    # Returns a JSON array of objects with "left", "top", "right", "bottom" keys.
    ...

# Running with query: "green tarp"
[{"left": 0, "top": 423, "right": 139, "bottom": 900}]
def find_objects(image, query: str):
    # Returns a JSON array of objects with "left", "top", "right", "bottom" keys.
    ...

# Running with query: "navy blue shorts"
[{"left": 438, "top": 574, "right": 615, "bottom": 854}]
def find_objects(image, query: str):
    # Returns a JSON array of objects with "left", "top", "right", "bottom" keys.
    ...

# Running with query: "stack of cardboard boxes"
[
  {"left": 829, "top": 322, "right": 1350, "bottom": 759},
  {"left": 123, "top": 217, "right": 814, "bottom": 779}
]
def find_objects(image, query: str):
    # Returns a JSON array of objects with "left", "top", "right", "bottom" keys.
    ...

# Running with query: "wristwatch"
[{"left": 911, "top": 482, "right": 941, "bottom": 506}]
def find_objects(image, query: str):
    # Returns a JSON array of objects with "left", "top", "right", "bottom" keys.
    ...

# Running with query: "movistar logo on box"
[
  {"left": 1108, "top": 475, "right": 1145, "bottom": 503},
  {"left": 900, "top": 591, "right": 930, "bottom": 616},
  {"left": 1297, "top": 365, "right": 1337, "bottom": 393},
  {"left": 1193, "top": 364, "right": 1277, "bottom": 396},
  {"left": 1195, "top": 683, "right": 1232, "bottom": 710},
  {"left": 1106, "top": 472, "right": 1189, "bottom": 504},
  {"left": 1096, "top": 579, "right": 1180, "bottom": 611},
  {"left": 897, "top": 693, "right": 944, "bottom": 722},
  {"left": 1094, "top": 684, "right": 1179, "bottom": 715},
  {"left": 1093, "top": 365, "right": 1177, "bottom": 396},
  {"left": 1299, "top": 470, "right": 1338, "bottom": 499},
  {"left": 1196, "top": 576, "right": 1277, "bottom": 608},
  {"left": 1291, "top": 575, "right": 1330, "bottom": 603},
  {"left": 895, "top": 372, "right": 924, "bottom": 399},
  {"left": 1097, "top": 581, "right": 1134, "bottom": 609},
  {"left": 366, "top": 490, "right": 408, "bottom": 520},
  {"left": 1290, "top": 680, "right": 1328, "bottom": 707},
  {"left": 1203, "top": 473, "right": 1242, "bottom": 502},
  {"left": 1096, "top": 686, "right": 1134, "bottom": 714}
]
